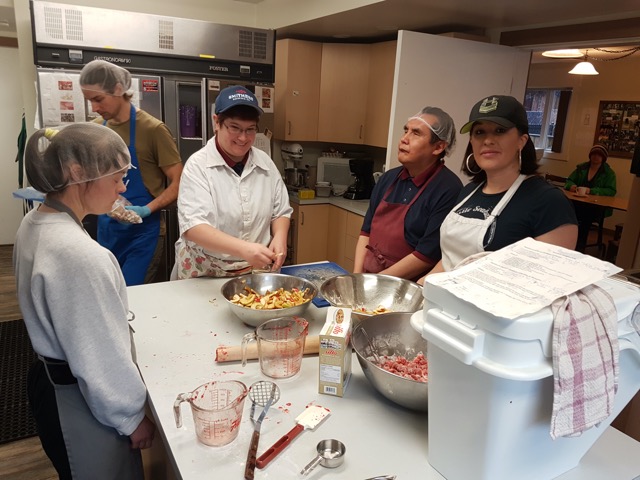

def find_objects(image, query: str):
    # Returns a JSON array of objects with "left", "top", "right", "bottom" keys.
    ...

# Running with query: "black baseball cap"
[{"left": 460, "top": 95, "right": 529, "bottom": 134}]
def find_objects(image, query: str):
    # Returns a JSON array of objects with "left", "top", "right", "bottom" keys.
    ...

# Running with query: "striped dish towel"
[{"left": 549, "top": 284, "right": 619, "bottom": 440}]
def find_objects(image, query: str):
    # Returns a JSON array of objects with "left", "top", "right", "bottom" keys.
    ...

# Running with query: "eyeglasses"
[{"left": 222, "top": 122, "right": 258, "bottom": 136}]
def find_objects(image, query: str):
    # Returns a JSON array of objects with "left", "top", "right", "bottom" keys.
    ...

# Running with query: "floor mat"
[{"left": 0, "top": 319, "right": 38, "bottom": 445}]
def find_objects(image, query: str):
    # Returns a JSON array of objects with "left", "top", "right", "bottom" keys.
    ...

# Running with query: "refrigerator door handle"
[{"left": 201, "top": 78, "right": 207, "bottom": 146}]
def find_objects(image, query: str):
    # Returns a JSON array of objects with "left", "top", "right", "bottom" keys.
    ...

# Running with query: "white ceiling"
[
  {"left": 2, "top": 1, "right": 640, "bottom": 57},
  {"left": 275, "top": 0, "right": 640, "bottom": 44}
]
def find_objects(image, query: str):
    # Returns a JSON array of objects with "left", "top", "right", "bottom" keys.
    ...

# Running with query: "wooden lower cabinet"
[
  {"left": 291, "top": 203, "right": 329, "bottom": 265},
  {"left": 289, "top": 204, "right": 364, "bottom": 271},
  {"left": 327, "top": 206, "right": 364, "bottom": 272},
  {"left": 327, "top": 206, "right": 347, "bottom": 268},
  {"left": 343, "top": 210, "right": 364, "bottom": 271}
]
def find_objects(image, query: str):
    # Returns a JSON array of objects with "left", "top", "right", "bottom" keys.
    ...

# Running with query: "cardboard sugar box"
[{"left": 318, "top": 306, "right": 352, "bottom": 397}]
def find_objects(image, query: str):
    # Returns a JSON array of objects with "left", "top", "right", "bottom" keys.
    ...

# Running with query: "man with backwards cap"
[
  {"left": 564, "top": 143, "right": 617, "bottom": 253},
  {"left": 173, "top": 85, "right": 292, "bottom": 279},
  {"left": 353, "top": 106, "right": 463, "bottom": 282},
  {"left": 80, "top": 59, "right": 183, "bottom": 286}
]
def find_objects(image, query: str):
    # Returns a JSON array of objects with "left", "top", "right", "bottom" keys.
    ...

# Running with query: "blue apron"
[{"left": 98, "top": 104, "right": 160, "bottom": 286}]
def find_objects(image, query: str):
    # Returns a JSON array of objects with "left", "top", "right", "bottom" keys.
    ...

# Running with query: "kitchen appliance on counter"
[
  {"left": 282, "top": 143, "right": 307, "bottom": 191},
  {"left": 317, "top": 156, "right": 356, "bottom": 196},
  {"left": 284, "top": 167, "right": 308, "bottom": 191},
  {"left": 343, "top": 158, "right": 375, "bottom": 200}
]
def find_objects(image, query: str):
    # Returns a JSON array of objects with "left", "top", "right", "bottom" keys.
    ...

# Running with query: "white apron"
[{"left": 440, "top": 174, "right": 527, "bottom": 271}]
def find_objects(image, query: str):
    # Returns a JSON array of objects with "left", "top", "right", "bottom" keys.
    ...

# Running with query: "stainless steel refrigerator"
[{"left": 163, "top": 76, "right": 274, "bottom": 163}]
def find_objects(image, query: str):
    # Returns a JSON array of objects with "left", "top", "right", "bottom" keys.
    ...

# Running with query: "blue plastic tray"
[{"left": 280, "top": 261, "right": 348, "bottom": 307}]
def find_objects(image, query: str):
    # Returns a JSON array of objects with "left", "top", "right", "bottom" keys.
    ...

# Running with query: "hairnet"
[
  {"left": 25, "top": 123, "right": 131, "bottom": 193},
  {"left": 409, "top": 106, "right": 457, "bottom": 156},
  {"left": 79, "top": 59, "right": 133, "bottom": 97}
]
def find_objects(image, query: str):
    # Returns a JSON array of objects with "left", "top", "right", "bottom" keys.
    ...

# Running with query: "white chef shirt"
[{"left": 176, "top": 137, "right": 293, "bottom": 262}]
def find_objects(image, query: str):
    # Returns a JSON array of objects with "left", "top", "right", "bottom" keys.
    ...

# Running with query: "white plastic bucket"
[{"left": 421, "top": 278, "right": 640, "bottom": 480}]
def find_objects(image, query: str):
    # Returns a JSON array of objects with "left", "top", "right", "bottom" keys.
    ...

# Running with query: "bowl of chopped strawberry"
[{"left": 352, "top": 312, "right": 428, "bottom": 412}]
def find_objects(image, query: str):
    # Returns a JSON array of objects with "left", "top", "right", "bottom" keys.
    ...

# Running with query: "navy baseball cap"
[
  {"left": 460, "top": 95, "right": 529, "bottom": 134},
  {"left": 214, "top": 85, "right": 263, "bottom": 115}
]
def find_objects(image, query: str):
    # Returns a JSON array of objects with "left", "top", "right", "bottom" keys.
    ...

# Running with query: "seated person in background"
[
  {"left": 564, "top": 143, "right": 617, "bottom": 252},
  {"left": 174, "top": 86, "right": 292, "bottom": 279},
  {"left": 420, "top": 95, "right": 577, "bottom": 283},
  {"left": 353, "top": 106, "right": 463, "bottom": 282}
]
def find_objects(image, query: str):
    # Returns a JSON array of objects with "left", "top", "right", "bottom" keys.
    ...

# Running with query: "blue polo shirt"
[{"left": 361, "top": 163, "right": 462, "bottom": 263}]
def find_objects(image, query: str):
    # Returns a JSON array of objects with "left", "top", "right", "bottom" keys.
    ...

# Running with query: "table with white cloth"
[{"left": 128, "top": 277, "right": 640, "bottom": 479}]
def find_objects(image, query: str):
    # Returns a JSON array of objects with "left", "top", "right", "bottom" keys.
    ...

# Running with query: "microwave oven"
[{"left": 317, "top": 156, "right": 354, "bottom": 195}]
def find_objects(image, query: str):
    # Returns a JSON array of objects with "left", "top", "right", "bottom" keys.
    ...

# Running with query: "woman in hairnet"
[
  {"left": 353, "top": 106, "right": 463, "bottom": 282},
  {"left": 13, "top": 123, "right": 155, "bottom": 480}
]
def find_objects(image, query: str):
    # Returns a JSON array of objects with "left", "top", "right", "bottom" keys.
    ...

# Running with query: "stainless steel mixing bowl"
[
  {"left": 221, "top": 273, "right": 317, "bottom": 327},
  {"left": 319, "top": 273, "right": 423, "bottom": 322},
  {"left": 352, "top": 312, "right": 428, "bottom": 412}
]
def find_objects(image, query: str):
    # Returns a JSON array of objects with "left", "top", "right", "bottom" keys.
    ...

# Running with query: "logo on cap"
[
  {"left": 227, "top": 88, "right": 253, "bottom": 102},
  {"left": 478, "top": 97, "right": 499, "bottom": 114}
]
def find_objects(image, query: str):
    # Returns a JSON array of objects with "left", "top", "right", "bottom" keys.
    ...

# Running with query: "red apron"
[{"left": 363, "top": 163, "right": 444, "bottom": 278}]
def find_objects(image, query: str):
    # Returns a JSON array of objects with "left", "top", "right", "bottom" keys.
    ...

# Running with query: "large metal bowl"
[
  {"left": 320, "top": 273, "right": 423, "bottom": 323},
  {"left": 352, "top": 312, "right": 428, "bottom": 412},
  {"left": 221, "top": 273, "right": 317, "bottom": 327}
]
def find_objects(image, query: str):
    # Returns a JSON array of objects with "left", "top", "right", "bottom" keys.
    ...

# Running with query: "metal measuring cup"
[{"left": 300, "top": 439, "right": 346, "bottom": 476}]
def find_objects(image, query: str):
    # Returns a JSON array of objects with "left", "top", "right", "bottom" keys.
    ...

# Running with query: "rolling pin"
[{"left": 215, "top": 335, "right": 320, "bottom": 363}]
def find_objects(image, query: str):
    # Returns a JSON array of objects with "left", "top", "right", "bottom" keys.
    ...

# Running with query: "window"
[{"left": 524, "top": 88, "right": 572, "bottom": 153}]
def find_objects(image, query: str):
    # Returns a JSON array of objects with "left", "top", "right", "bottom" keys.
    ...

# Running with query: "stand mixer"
[
  {"left": 282, "top": 143, "right": 307, "bottom": 190},
  {"left": 343, "top": 158, "right": 375, "bottom": 200}
]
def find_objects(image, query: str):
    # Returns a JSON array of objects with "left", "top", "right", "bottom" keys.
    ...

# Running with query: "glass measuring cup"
[
  {"left": 241, "top": 317, "right": 309, "bottom": 378},
  {"left": 173, "top": 380, "right": 248, "bottom": 446}
]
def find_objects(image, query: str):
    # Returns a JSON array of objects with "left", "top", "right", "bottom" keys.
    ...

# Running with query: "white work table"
[{"left": 129, "top": 277, "right": 640, "bottom": 480}]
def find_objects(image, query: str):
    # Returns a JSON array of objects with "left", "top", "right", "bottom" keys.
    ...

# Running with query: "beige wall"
[{"left": 528, "top": 56, "right": 640, "bottom": 231}]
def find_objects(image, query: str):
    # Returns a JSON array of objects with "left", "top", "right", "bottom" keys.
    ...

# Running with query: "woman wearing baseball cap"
[
  {"left": 564, "top": 143, "right": 617, "bottom": 252},
  {"left": 419, "top": 94, "right": 578, "bottom": 281},
  {"left": 174, "top": 85, "right": 292, "bottom": 279}
]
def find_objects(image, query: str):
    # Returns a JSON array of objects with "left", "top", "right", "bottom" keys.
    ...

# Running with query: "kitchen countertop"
[
  {"left": 288, "top": 192, "right": 369, "bottom": 216},
  {"left": 129, "top": 277, "right": 640, "bottom": 479}
]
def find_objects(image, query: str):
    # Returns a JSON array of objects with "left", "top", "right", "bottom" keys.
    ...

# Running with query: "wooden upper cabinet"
[
  {"left": 274, "top": 39, "right": 322, "bottom": 141},
  {"left": 318, "top": 43, "right": 371, "bottom": 144},
  {"left": 364, "top": 41, "right": 397, "bottom": 148},
  {"left": 274, "top": 40, "right": 395, "bottom": 147}
]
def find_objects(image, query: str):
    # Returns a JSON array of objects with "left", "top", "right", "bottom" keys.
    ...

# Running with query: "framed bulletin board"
[{"left": 594, "top": 101, "right": 640, "bottom": 158}]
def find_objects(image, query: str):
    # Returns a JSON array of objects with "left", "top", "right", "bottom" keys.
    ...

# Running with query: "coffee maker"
[{"left": 343, "top": 158, "right": 375, "bottom": 200}]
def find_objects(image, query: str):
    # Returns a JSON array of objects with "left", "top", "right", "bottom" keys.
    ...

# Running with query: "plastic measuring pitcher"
[
  {"left": 173, "top": 380, "right": 248, "bottom": 446},
  {"left": 241, "top": 317, "right": 309, "bottom": 378}
]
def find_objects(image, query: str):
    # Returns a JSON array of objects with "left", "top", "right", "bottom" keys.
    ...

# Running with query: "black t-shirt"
[{"left": 454, "top": 176, "right": 578, "bottom": 251}]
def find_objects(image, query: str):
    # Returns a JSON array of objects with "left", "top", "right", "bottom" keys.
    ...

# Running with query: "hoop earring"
[
  {"left": 518, "top": 150, "right": 522, "bottom": 172},
  {"left": 465, "top": 154, "right": 482, "bottom": 175}
]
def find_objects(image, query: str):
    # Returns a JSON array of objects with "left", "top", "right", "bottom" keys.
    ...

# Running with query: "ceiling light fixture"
[
  {"left": 569, "top": 50, "right": 599, "bottom": 75},
  {"left": 541, "top": 49, "right": 583, "bottom": 58}
]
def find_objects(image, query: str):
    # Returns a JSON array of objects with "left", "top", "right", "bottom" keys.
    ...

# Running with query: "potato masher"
[{"left": 244, "top": 380, "right": 280, "bottom": 480}]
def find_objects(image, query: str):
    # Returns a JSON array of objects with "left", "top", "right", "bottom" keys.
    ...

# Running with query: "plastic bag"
[{"left": 107, "top": 195, "right": 142, "bottom": 224}]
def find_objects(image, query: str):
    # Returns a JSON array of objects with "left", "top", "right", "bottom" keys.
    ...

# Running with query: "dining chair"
[
  {"left": 544, "top": 173, "right": 568, "bottom": 188},
  {"left": 584, "top": 210, "right": 607, "bottom": 259}
]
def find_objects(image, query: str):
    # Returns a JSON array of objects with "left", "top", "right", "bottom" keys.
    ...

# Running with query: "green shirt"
[{"left": 565, "top": 162, "right": 617, "bottom": 197}]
